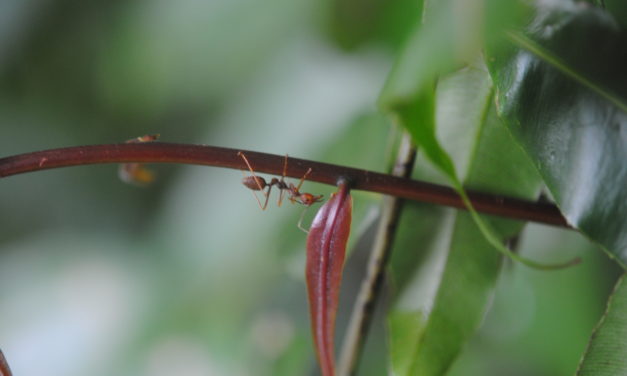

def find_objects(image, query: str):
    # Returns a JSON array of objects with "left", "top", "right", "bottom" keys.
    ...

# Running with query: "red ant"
[
  {"left": 238, "top": 151, "right": 324, "bottom": 232},
  {"left": 119, "top": 134, "right": 160, "bottom": 185}
]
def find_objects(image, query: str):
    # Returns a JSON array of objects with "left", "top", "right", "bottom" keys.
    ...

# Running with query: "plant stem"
[
  {"left": 338, "top": 133, "right": 416, "bottom": 375},
  {"left": 0, "top": 142, "right": 569, "bottom": 227}
]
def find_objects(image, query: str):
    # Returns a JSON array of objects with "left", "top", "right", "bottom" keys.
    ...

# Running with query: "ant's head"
[{"left": 296, "top": 193, "right": 324, "bottom": 206}]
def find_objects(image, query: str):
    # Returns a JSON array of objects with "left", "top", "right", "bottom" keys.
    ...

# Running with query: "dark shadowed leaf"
[
  {"left": 487, "top": 3, "right": 627, "bottom": 266},
  {"left": 604, "top": 0, "right": 627, "bottom": 28},
  {"left": 306, "top": 182, "right": 352, "bottom": 376}
]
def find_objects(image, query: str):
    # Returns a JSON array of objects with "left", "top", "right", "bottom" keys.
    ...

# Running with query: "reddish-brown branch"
[{"left": 0, "top": 142, "right": 569, "bottom": 228}]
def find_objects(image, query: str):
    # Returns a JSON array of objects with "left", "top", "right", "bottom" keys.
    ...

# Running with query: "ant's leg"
[
  {"left": 295, "top": 167, "right": 313, "bottom": 192},
  {"left": 243, "top": 182, "right": 268, "bottom": 210},
  {"left": 277, "top": 154, "right": 289, "bottom": 207},
  {"left": 261, "top": 185, "right": 273, "bottom": 210},
  {"left": 277, "top": 186, "right": 286, "bottom": 207},
  {"left": 238, "top": 151, "right": 270, "bottom": 210},
  {"left": 283, "top": 154, "right": 289, "bottom": 177},
  {"left": 238, "top": 152, "right": 266, "bottom": 191},
  {"left": 250, "top": 186, "right": 273, "bottom": 211},
  {"left": 296, "top": 206, "right": 310, "bottom": 233}
]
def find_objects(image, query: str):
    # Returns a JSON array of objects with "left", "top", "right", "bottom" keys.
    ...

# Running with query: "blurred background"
[{"left": 0, "top": 1, "right": 621, "bottom": 375}]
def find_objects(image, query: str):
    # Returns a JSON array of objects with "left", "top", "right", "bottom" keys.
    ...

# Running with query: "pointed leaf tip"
[
  {"left": 0, "top": 350, "right": 12, "bottom": 376},
  {"left": 306, "top": 182, "right": 352, "bottom": 376}
]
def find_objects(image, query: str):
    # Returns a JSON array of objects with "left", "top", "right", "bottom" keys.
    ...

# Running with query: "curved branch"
[{"left": 0, "top": 142, "right": 569, "bottom": 227}]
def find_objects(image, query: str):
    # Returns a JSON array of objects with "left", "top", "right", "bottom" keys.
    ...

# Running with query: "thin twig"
[
  {"left": 338, "top": 133, "right": 417, "bottom": 375},
  {"left": 0, "top": 142, "right": 569, "bottom": 227}
]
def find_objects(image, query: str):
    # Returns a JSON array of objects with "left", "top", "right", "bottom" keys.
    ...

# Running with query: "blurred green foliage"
[{"left": 0, "top": 1, "right": 622, "bottom": 375}]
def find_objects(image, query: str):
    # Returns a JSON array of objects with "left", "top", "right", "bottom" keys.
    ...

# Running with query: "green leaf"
[
  {"left": 325, "top": 0, "right": 425, "bottom": 51},
  {"left": 577, "top": 274, "right": 627, "bottom": 375},
  {"left": 402, "top": 213, "right": 505, "bottom": 376},
  {"left": 395, "top": 88, "right": 457, "bottom": 181},
  {"left": 388, "top": 311, "right": 425, "bottom": 375},
  {"left": 487, "top": 3, "right": 627, "bottom": 266},
  {"left": 604, "top": 0, "right": 627, "bottom": 29},
  {"left": 379, "top": 0, "right": 574, "bottom": 270},
  {"left": 378, "top": 0, "right": 458, "bottom": 111},
  {"left": 379, "top": 0, "right": 528, "bottom": 111},
  {"left": 388, "top": 64, "right": 544, "bottom": 376},
  {"left": 389, "top": 67, "right": 573, "bottom": 270}
]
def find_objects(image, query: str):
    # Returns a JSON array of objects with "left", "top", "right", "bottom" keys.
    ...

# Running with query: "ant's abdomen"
[{"left": 242, "top": 176, "right": 267, "bottom": 191}]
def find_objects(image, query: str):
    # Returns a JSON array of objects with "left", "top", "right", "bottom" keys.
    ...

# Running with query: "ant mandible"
[{"left": 237, "top": 151, "right": 324, "bottom": 231}]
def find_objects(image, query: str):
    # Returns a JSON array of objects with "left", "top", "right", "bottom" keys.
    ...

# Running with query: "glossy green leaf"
[
  {"left": 379, "top": 0, "right": 571, "bottom": 270},
  {"left": 577, "top": 274, "right": 627, "bottom": 375},
  {"left": 388, "top": 64, "right": 544, "bottom": 376},
  {"left": 487, "top": 3, "right": 627, "bottom": 266}
]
